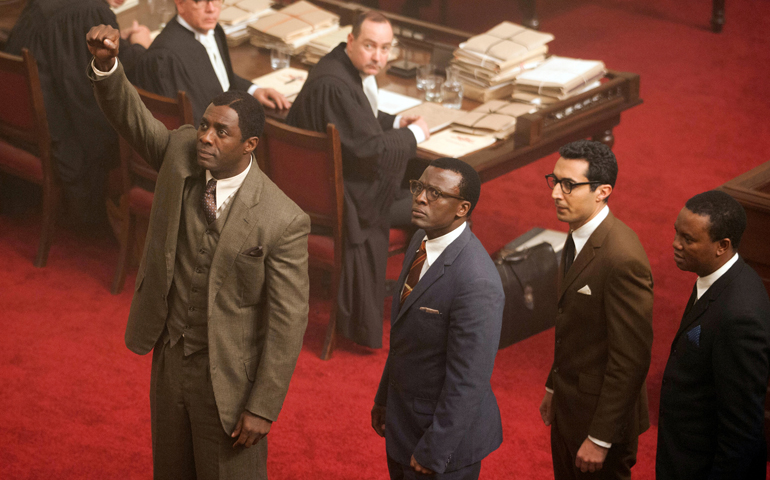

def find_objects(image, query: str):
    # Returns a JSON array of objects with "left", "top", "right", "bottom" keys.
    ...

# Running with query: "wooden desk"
[{"left": 120, "top": 0, "right": 642, "bottom": 184}]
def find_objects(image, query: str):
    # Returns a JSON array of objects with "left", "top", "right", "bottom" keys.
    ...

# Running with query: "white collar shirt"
[
  {"left": 696, "top": 253, "right": 739, "bottom": 300},
  {"left": 205, "top": 157, "right": 252, "bottom": 219},
  {"left": 570, "top": 205, "right": 610, "bottom": 259},
  {"left": 418, "top": 222, "right": 467, "bottom": 280}
]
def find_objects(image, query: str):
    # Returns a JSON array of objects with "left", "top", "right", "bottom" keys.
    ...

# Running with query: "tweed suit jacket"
[
  {"left": 657, "top": 257, "right": 770, "bottom": 479},
  {"left": 375, "top": 225, "right": 505, "bottom": 474},
  {"left": 91, "top": 62, "right": 310, "bottom": 434},
  {"left": 546, "top": 211, "right": 653, "bottom": 446}
]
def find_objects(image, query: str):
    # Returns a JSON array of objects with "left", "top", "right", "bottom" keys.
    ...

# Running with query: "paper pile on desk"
[
  {"left": 452, "top": 100, "right": 536, "bottom": 139},
  {"left": 247, "top": 0, "right": 340, "bottom": 55},
  {"left": 251, "top": 67, "right": 308, "bottom": 100},
  {"left": 513, "top": 56, "right": 605, "bottom": 102},
  {"left": 418, "top": 129, "right": 497, "bottom": 158},
  {"left": 301, "top": 25, "right": 351, "bottom": 64},
  {"left": 221, "top": 0, "right": 277, "bottom": 46},
  {"left": 397, "top": 102, "right": 467, "bottom": 133},
  {"left": 452, "top": 22, "right": 553, "bottom": 102}
]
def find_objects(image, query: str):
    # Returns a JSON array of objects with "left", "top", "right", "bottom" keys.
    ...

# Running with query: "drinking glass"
[{"left": 270, "top": 45, "right": 291, "bottom": 70}]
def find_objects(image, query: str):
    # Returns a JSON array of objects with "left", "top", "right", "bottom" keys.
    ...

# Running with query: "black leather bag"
[{"left": 494, "top": 241, "right": 558, "bottom": 349}]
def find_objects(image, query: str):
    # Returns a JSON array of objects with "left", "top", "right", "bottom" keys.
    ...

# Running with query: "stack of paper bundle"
[
  {"left": 452, "top": 22, "right": 553, "bottom": 102},
  {"left": 452, "top": 100, "right": 537, "bottom": 139},
  {"left": 220, "top": 0, "right": 276, "bottom": 47},
  {"left": 513, "top": 56, "right": 605, "bottom": 105},
  {"left": 248, "top": 0, "right": 340, "bottom": 55},
  {"left": 301, "top": 25, "right": 351, "bottom": 64}
]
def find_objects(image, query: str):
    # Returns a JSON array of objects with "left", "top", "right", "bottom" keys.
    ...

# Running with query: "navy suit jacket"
[
  {"left": 375, "top": 225, "right": 504, "bottom": 473},
  {"left": 657, "top": 257, "right": 770, "bottom": 479}
]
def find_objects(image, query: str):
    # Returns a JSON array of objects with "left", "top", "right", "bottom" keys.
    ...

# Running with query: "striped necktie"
[{"left": 400, "top": 240, "right": 427, "bottom": 306}]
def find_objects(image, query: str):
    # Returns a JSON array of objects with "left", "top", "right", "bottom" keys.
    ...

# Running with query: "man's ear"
[
  {"left": 716, "top": 238, "right": 732, "bottom": 257},
  {"left": 456, "top": 200, "right": 471, "bottom": 219},
  {"left": 596, "top": 184, "right": 613, "bottom": 203},
  {"left": 243, "top": 137, "right": 258, "bottom": 155}
]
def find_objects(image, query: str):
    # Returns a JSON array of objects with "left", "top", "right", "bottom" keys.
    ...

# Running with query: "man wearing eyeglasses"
[
  {"left": 131, "top": 0, "right": 290, "bottom": 124},
  {"left": 372, "top": 158, "right": 504, "bottom": 479},
  {"left": 287, "top": 11, "right": 430, "bottom": 351},
  {"left": 539, "top": 140, "right": 653, "bottom": 480}
]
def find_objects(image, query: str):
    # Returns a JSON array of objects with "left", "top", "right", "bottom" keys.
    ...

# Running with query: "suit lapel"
[
  {"left": 394, "top": 225, "right": 472, "bottom": 325},
  {"left": 673, "top": 257, "right": 745, "bottom": 345},
  {"left": 558, "top": 212, "right": 615, "bottom": 301},
  {"left": 208, "top": 163, "right": 264, "bottom": 305}
]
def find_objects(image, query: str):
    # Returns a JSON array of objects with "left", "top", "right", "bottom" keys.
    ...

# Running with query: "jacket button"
[
  {"left": 553, "top": 367, "right": 559, "bottom": 373},
  {"left": 161, "top": 293, "right": 166, "bottom": 300},
  {"left": 556, "top": 338, "right": 561, "bottom": 345},
  {"left": 189, "top": 306, "right": 195, "bottom": 312},
  {"left": 199, "top": 248, "right": 206, "bottom": 254},
  {"left": 558, "top": 308, "right": 563, "bottom": 314}
]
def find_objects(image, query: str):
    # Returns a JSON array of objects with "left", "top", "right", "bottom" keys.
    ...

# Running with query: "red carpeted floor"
[{"left": 2, "top": 0, "right": 770, "bottom": 478}]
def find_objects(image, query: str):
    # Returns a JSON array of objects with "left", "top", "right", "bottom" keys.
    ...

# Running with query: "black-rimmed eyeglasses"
[
  {"left": 409, "top": 180, "right": 465, "bottom": 203},
  {"left": 545, "top": 174, "right": 600, "bottom": 195}
]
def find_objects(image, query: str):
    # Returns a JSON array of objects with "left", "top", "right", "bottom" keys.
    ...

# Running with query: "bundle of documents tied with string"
[
  {"left": 452, "top": 22, "right": 553, "bottom": 103},
  {"left": 220, "top": 0, "right": 277, "bottom": 47},
  {"left": 513, "top": 56, "right": 606, "bottom": 106},
  {"left": 247, "top": 0, "right": 340, "bottom": 55},
  {"left": 451, "top": 100, "right": 537, "bottom": 139}
]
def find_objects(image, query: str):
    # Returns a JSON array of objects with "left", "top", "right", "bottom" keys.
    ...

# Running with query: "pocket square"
[
  {"left": 577, "top": 285, "right": 592, "bottom": 295},
  {"left": 686, "top": 325, "right": 701, "bottom": 347},
  {"left": 419, "top": 307, "right": 440, "bottom": 314},
  {"left": 242, "top": 246, "right": 263, "bottom": 257}
]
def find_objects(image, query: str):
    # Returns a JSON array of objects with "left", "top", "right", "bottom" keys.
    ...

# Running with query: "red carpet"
[{"left": 2, "top": 0, "right": 770, "bottom": 478}]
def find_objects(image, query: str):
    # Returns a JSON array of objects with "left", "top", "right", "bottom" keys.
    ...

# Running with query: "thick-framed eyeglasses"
[
  {"left": 409, "top": 180, "right": 465, "bottom": 203},
  {"left": 545, "top": 174, "right": 600, "bottom": 195}
]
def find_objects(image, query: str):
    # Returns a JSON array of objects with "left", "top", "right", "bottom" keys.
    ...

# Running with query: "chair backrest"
[
  {"left": 259, "top": 118, "right": 344, "bottom": 233},
  {"left": 0, "top": 48, "right": 53, "bottom": 180},
  {"left": 120, "top": 87, "right": 194, "bottom": 193}
]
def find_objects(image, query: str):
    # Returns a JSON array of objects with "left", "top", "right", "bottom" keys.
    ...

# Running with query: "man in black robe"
[
  {"left": 286, "top": 11, "right": 429, "bottom": 348},
  {"left": 131, "top": 0, "right": 290, "bottom": 124},
  {"left": 4, "top": 0, "right": 151, "bottom": 224}
]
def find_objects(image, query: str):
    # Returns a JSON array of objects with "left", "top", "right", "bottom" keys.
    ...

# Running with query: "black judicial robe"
[
  {"left": 286, "top": 43, "right": 417, "bottom": 348},
  {"left": 4, "top": 0, "right": 146, "bottom": 223},
  {"left": 130, "top": 17, "right": 253, "bottom": 124}
]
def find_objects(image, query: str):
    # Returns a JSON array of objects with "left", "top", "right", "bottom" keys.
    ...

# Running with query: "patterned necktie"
[
  {"left": 563, "top": 232, "right": 575, "bottom": 276},
  {"left": 400, "top": 240, "right": 427, "bottom": 306},
  {"left": 202, "top": 178, "right": 217, "bottom": 224}
]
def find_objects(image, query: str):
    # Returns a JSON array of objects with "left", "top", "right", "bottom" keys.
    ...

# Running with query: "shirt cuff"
[
  {"left": 247, "top": 84, "right": 259, "bottom": 95},
  {"left": 393, "top": 115, "right": 401, "bottom": 129},
  {"left": 91, "top": 57, "right": 119, "bottom": 76},
  {"left": 407, "top": 123, "right": 426, "bottom": 144},
  {"left": 545, "top": 387, "right": 554, "bottom": 394},
  {"left": 588, "top": 436, "right": 612, "bottom": 449}
]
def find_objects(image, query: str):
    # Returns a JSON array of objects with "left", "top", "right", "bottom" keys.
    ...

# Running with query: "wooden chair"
[
  {"left": 110, "top": 87, "right": 194, "bottom": 294},
  {"left": 260, "top": 118, "right": 410, "bottom": 360},
  {"left": 0, "top": 48, "right": 59, "bottom": 267}
]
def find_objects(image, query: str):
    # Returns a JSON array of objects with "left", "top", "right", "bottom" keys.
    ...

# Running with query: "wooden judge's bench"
[{"left": 118, "top": 0, "right": 643, "bottom": 184}]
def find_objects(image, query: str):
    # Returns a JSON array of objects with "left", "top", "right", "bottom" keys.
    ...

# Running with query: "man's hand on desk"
[
  {"left": 121, "top": 20, "right": 152, "bottom": 49},
  {"left": 86, "top": 24, "right": 120, "bottom": 72},
  {"left": 399, "top": 115, "right": 430, "bottom": 141},
  {"left": 253, "top": 88, "right": 291, "bottom": 110}
]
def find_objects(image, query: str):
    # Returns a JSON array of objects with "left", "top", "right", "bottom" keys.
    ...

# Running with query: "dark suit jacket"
[
  {"left": 657, "top": 257, "right": 770, "bottom": 479},
  {"left": 547, "top": 211, "right": 654, "bottom": 446},
  {"left": 375, "top": 225, "right": 505, "bottom": 474},
  {"left": 91, "top": 62, "right": 310, "bottom": 434},
  {"left": 131, "top": 16, "right": 254, "bottom": 123}
]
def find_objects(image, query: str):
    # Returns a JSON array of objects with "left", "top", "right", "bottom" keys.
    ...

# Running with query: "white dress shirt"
[
  {"left": 696, "top": 253, "right": 739, "bottom": 300},
  {"left": 417, "top": 222, "right": 466, "bottom": 280},
  {"left": 205, "top": 157, "right": 252, "bottom": 219}
]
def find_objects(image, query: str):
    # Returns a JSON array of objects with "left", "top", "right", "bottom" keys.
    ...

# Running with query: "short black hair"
[
  {"left": 559, "top": 139, "right": 618, "bottom": 189},
  {"left": 209, "top": 90, "right": 265, "bottom": 141},
  {"left": 351, "top": 11, "right": 390, "bottom": 38},
  {"left": 429, "top": 157, "right": 481, "bottom": 215},
  {"left": 685, "top": 190, "right": 747, "bottom": 249}
]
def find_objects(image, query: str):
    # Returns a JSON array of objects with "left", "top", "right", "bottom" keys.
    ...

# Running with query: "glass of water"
[
  {"left": 424, "top": 75, "right": 443, "bottom": 102},
  {"left": 416, "top": 64, "right": 435, "bottom": 91},
  {"left": 270, "top": 45, "right": 291, "bottom": 70}
]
